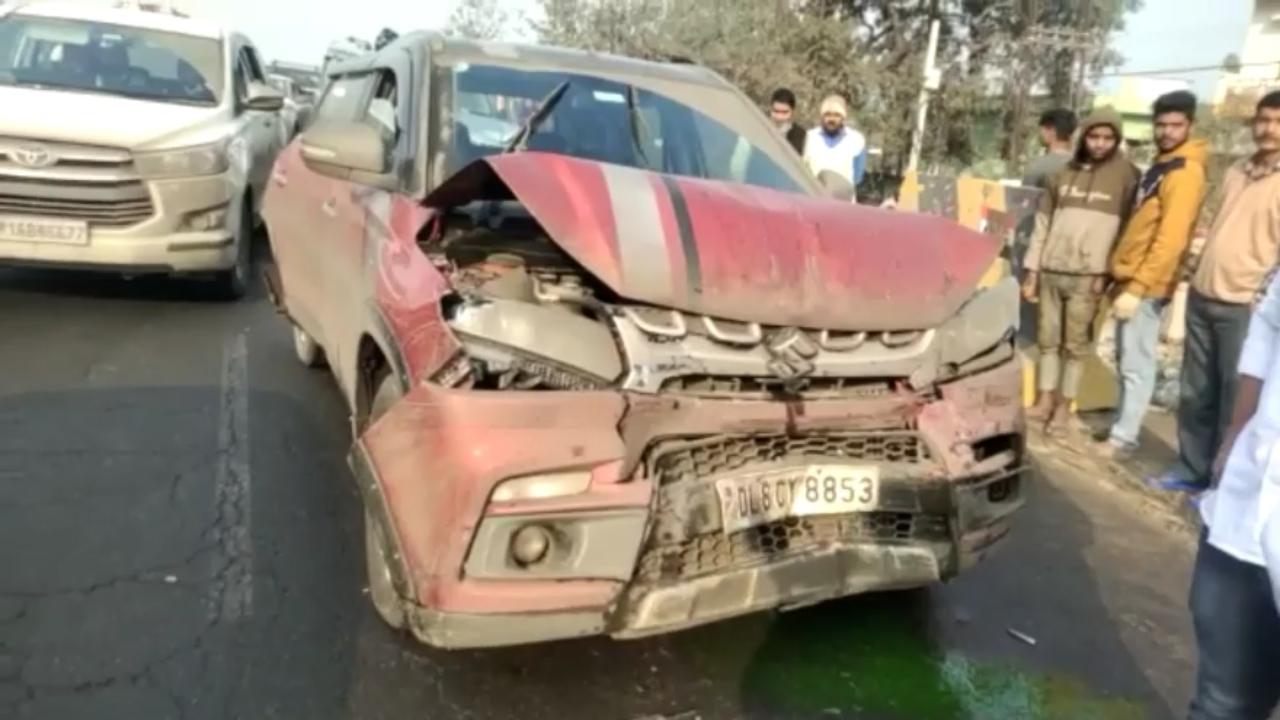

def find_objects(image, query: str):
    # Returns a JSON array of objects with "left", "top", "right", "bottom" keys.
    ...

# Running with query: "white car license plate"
[
  {"left": 0, "top": 215, "right": 89, "bottom": 245},
  {"left": 715, "top": 465, "right": 881, "bottom": 534}
]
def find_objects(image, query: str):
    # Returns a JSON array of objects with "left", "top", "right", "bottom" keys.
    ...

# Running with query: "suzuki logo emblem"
[
  {"left": 764, "top": 327, "right": 819, "bottom": 381},
  {"left": 10, "top": 144, "right": 56, "bottom": 168}
]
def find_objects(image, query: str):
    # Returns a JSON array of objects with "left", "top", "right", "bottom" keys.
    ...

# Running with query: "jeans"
[
  {"left": 1177, "top": 290, "right": 1252, "bottom": 486},
  {"left": 1110, "top": 296, "right": 1168, "bottom": 446},
  {"left": 1188, "top": 536, "right": 1280, "bottom": 719}
]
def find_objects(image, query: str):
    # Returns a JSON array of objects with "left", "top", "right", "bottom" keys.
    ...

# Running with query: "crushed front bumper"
[{"left": 352, "top": 358, "right": 1025, "bottom": 649}]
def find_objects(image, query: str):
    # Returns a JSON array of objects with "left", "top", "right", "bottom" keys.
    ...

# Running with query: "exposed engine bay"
[{"left": 419, "top": 200, "right": 1019, "bottom": 399}]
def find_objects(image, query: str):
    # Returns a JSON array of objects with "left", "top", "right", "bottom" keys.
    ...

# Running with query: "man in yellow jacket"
[{"left": 1102, "top": 90, "right": 1209, "bottom": 459}]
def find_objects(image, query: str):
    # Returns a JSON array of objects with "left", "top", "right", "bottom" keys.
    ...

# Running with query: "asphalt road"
[{"left": 0, "top": 258, "right": 1202, "bottom": 720}]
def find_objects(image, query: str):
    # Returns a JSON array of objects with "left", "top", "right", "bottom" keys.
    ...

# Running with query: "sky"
[{"left": 176, "top": 0, "right": 1253, "bottom": 100}]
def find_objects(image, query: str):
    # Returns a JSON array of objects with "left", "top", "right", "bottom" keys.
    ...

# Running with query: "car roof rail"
[{"left": 111, "top": 0, "right": 190, "bottom": 16}]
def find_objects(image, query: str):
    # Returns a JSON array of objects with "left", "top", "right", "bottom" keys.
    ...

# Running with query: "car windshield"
[
  {"left": 0, "top": 14, "right": 223, "bottom": 106},
  {"left": 448, "top": 64, "right": 808, "bottom": 195}
]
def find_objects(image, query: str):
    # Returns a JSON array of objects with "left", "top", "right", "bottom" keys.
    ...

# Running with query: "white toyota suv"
[{"left": 0, "top": 2, "right": 285, "bottom": 299}]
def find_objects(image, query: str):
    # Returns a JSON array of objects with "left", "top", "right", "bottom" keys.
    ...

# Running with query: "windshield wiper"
[
  {"left": 503, "top": 80, "right": 570, "bottom": 154},
  {"left": 625, "top": 84, "right": 654, "bottom": 169}
]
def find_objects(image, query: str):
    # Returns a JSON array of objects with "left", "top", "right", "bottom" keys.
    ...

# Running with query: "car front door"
[
  {"left": 326, "top": 66, "right": 409, "bottom": 394},
  {"left": 292, "top": 72, "right": 377, "bottom": 381},
  {"left": 235, "top": 44, "right": 279, "bottom": 218}
]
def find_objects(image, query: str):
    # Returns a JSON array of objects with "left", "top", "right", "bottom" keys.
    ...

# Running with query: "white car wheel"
[{"left": 292, "top": 324, "right": 326, "bottom": 368}]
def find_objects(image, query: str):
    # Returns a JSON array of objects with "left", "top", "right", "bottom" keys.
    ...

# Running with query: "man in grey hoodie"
[{"left": 1022, "top": 106, "right": 1141, "bottom": 434}]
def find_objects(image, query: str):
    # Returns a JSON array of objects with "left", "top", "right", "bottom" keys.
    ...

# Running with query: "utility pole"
[{"left": 906, "top": 0, "right": 942, "bottom": 173}]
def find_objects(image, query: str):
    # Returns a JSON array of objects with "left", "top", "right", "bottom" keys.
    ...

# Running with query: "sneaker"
[
  {"left": 1143, "top": 472, "right": 1209, "bottom": 493},
  {"left": 1096, "top": 439, "right": 1137, "bottom": 461}
]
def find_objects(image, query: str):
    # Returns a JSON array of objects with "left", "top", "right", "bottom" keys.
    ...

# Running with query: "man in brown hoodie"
[{"left": 1022, "top": 107, "right": 1140, "bottom": 434}]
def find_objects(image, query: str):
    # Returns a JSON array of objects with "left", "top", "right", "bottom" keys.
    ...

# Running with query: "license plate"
[
  {"left": 715, "top": 465, "right": 881, "bottom": 534},
  {"left": 0, "top": 215, "right": 89, "bottom": 245}
]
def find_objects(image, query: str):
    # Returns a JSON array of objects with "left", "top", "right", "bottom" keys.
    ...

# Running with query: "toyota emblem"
[{"left": 10, "top": 144, "right": 56, "bottom": 168}]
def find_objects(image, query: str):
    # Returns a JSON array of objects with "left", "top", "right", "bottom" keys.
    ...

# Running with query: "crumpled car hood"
[{"left": 423, "top": 153, "right": 1001, "bottom": 331}]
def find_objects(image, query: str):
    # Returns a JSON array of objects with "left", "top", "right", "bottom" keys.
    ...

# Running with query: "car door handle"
[{"left": 321, "top": 198, "right": 337, "bottom": 216}]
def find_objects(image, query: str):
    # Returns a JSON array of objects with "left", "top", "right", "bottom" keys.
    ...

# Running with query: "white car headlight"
[
  {"left": 133, "top": 141, "right": 230, "bottom": 179},
  {"left": 937, "top": 275, "right": 1021, "bottom": 367}
]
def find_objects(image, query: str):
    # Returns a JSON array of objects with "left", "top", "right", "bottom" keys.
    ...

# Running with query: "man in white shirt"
[
  {"left": 1189, "top": 269, "right": 1280, "bottom": 719},
  {"left": 802, "top": 94, "right": 867, "bottom": 195}
]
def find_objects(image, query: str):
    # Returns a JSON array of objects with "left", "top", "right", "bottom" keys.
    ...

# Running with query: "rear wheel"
[{"left": 364, "top": 372, "right": 408, "bottom": 629}]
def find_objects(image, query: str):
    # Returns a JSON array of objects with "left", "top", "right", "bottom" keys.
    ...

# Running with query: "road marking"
[{"left": 208, "top": 332, "right": 253, "bottom": 622}]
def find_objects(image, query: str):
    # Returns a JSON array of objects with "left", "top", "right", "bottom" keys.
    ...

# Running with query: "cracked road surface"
[{"left": 0, "top": 266, "right": 1200, "bottom": 720}]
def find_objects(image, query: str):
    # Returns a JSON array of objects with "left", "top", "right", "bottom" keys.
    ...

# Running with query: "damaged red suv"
[{"left": 262, "top": 33, "right": 1027, "bottom": 650}]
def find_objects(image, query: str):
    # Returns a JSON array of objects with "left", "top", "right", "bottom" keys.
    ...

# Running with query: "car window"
[
  {"left": 447, "top": 64, "right": 806, "bottom": 195},
  {"left": 242, "top": 45, "right": 265, "bottom": 82},
  {"left": 365, "top": 71, "right": 397, "bottom": 139},
  {"left": 312, "top": 74, "right": 374, "bottom": 125},
  {"left": 0, "top": 13, "right": 224, "bottom": 105}
]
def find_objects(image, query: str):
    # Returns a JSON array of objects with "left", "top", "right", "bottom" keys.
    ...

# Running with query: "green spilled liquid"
[{"left": 686, "top": 592, "right": 1147, "bottom": 720}]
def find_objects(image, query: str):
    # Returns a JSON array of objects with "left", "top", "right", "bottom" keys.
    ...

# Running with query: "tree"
[
  {"left": 447, "top": 0, "right": 514, "bottom": 40},
  {"left": 531, "top": 0, "right": 1141, "bottom": 175}
]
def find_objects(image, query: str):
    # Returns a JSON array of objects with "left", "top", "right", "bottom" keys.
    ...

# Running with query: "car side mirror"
[
  {"left": 299, "top": 121, "right": 396, "bottom": 190},
  {"left": 817, "top": 170, "right": 856, "bottom": 202},
  {"left": 244, "top": 81, "right": 285, "bottom": 112}
]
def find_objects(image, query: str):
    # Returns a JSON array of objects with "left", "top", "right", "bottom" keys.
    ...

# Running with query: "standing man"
[
  {"left": 769, "top": 88, "right": 807, "bottom": 155},
  {"left": 802, "top": 94, "right": 868, "bottom": 191},
  {"left": 1023, "top": 108, "right": 1078, "bottom": 190},
  {"left": 1100, "top": 90, "right": 1209, "bottom": 459},
  {"left": 1021, "top": 107, "right": 1139, "bottom": 435},
  {"left": 1186, "top": 269, "right": 1280, "bottom": 719},
  {"left": 1161, "top": 91, "right": 1280, "bottom": 496}
]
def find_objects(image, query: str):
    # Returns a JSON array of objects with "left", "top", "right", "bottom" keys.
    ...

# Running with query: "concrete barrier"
[{"left": 896, "top": 172, "right": 1120, "bottom": 411}]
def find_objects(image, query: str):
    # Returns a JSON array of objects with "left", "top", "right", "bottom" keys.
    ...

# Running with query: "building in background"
[{"left": 1214, "top": 0, "right": 1280, "bottom": 118}]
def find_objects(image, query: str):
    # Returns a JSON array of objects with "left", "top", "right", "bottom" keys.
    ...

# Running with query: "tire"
[
  {"left": 212, "top": 204, "right": 253, "bottom": 301},
  {"left": 292, "top": 324, "right": 327, "bottom": 368},
  {"left": 365, "top": 508, "right": 407, "bottom": 629},
  {"left": 363, "top": 372, "right": 408, "bottom": 629}
]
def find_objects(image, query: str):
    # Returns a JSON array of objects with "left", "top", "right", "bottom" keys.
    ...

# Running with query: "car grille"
[
  {"left": 637, "top": 512, "right": 951, "bottom": 583},
  {"left": 636, "top": 432, "right": 941, "bottom": 583},
  {"left": 0, "top": 138, "right": 154, "bottom": 228},
  {"left": 0, "top": 177, "right": 154, "bottom": 227},
  {"left": 648, "top": 432, "right": 929, "bottom": 486}
]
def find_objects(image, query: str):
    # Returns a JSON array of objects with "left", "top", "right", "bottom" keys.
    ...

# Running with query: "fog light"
[
  {"left": 510, "top": 524, "right": 552, "bottom": 567},
  {"left": 180, "top": 206, "right": 229, "bottom": 232}
]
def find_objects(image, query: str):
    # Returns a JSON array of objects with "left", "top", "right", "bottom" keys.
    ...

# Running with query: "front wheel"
[
  {"left": 212, "top": 205, "right": 253, "bottom": 301},
  {"left": 363, "top": 372, "right": 408, "bottom": 629},
  {"left": 292, "top": 324, "right": 327, "bottom": 368},
  {"left": 365, "top": 507, "right": 407, "bottom": 629}
]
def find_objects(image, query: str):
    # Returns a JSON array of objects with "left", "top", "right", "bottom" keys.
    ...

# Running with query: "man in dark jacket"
[{"left": 769, "top": 88, "right": 807, "bottom": 155}]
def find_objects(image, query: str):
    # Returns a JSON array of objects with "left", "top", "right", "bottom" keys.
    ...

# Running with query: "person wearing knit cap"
[{"left": 802, "top": 94, "right": 867, "bottom": 196}]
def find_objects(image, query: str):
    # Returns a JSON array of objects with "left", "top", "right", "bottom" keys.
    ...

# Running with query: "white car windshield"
[
  {"left": 449, "top": 63, "right": 807, "bottom": 195},
  {"left": 0, "top": 14, "right": 223, "bottom": 106}
]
